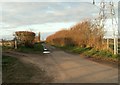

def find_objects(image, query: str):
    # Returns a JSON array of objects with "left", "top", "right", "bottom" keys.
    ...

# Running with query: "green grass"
[
  {"left": 17, "top": 43, "right": 44, "bottom": 53},
  {"left": 83, "top": 49, "right": 119, "bottom": 59},
  {"left": 2, "top": 55, "right": 33, "bottom": 83},
  {"left": 72, "top": 47, "right": 92, "bottom": 54},
  {"left": 2, "top": 46, "right": 14, "bottom": 51},
  {"left": 56, "top": 45, "right": 119, "bottom": 59},
  {"left": 2, "top": 55, "right": 53, "bottom": 83},
  {"left": 59, "top": 45, "right": 92, "bottom": 54},
  {"left": 84, "top": 49, "right": 98, "bottom": 57},
  {"left": 2, "top": 43, "right": 44, "bottom": 54}
]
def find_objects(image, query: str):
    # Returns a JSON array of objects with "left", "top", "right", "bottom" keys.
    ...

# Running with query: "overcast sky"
[{"left": 0, "top": 0, "right": 119, "bottom": 40}]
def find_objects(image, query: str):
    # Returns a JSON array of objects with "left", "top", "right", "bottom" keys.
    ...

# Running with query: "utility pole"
[
  {"left": 93, "top": 0, "right": 118, "bottom": 54},
  {"left": 93, "top": 0, "right": 95, "bottom": 5},
  {"left": 15, "top": 38, "right": 17, "bottom": 49},
  {"left": 107, "top": 38, "right": 109, "bottom": 50},
  {"left": 13, "top": 34, "right": 17, "bottom": 49},
  {"left": 92, "top": 0, "right": 106, "bottom": 28},
  {"left": 109, "top": 1, "right": 118, "bottom": 54},
  {"left": 99, "top": 0, "right": 106, "bottom": 28}
]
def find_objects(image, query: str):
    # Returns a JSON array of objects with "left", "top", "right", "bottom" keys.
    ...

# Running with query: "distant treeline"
[{"left": 46, "top": 20, "right": 108, "bottom": 51}]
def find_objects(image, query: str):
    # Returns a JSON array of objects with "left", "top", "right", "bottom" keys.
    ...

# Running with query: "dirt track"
[{"left": 3, "top": 44, "right": 118, "bottom": 83}]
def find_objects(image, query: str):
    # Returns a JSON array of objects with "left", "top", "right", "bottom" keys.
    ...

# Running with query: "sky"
[{"left": 0, "top": 0, "right": 119, "bottom": 40}]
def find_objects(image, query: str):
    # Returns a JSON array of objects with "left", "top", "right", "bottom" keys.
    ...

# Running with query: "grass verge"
[
  {"left": 56, "top": 45, "right": 119, "bottom": 63},
  {"left": 16, "top": 43, "right": 44, "bottom": 53},
  {"left": 2, "top": 43, "right": 44, "bottom": 54},
  {"left": 2, "top": 55, "right": 53, "bottom": 83}
]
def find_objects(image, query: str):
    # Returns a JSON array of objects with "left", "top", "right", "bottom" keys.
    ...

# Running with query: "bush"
[{"left": 33, "top": 43, "right": 44, "bottom": 51}]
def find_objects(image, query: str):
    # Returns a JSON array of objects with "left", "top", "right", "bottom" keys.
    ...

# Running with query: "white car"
[
  {"left": 43, "top": 48, "right": 50, "bottom": 54},
  {"left": 44, "top": 48, "right": 48, "bottom": 51}
]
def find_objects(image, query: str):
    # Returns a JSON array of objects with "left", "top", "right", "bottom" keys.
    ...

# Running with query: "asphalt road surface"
[{"left": 3, "top": 43, "right": 118, "bottom": 83}]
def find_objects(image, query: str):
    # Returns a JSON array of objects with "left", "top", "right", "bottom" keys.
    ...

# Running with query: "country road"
[{"left": 3, "top": 44, "right": 118, "bottom": 83}]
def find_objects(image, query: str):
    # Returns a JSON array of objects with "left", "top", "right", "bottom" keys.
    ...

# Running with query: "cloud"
[
  {"left": 1, "top": 2, "right": 100, "bottom": 28},
  {"left": 0, "top": 22, "right": 76, "bottom": 40},
  {"left": 0, "top": 1, "right": 119, "bottom": 40},
  {"left": 1, "top": 2, "right": 118, "bottom": 28},
  {"left": 0, "top": 0, "right": 119, "bottom": 2}
]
